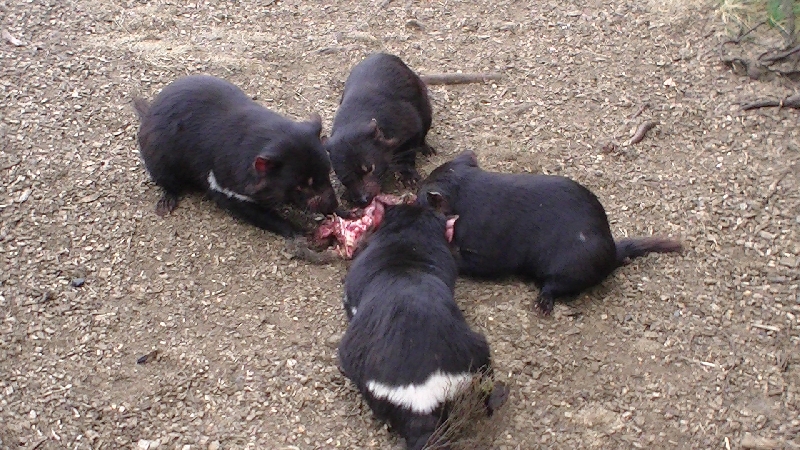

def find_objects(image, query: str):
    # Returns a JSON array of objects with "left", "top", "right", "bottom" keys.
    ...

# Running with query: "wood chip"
[
  {"left": 741, "top": 434, "right": 781, "bottom": 449},
  {"left": 751, "top": 322, "right": 781, "bottom": 332},
  {"left": 2, "top": 29, "right": 25, "bottom": 46}
]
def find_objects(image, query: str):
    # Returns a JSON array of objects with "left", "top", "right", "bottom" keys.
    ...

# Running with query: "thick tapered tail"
[
  {"left": 132, "top": 97, "right": 150, "bottom": 119},
  {"left": 615, "top": 237, "right": 683, "bottom": 265}
]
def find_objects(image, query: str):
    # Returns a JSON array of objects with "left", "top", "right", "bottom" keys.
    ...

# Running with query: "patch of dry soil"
[{"left": 1, "top": 0, "right": 798, "bottom": 449}]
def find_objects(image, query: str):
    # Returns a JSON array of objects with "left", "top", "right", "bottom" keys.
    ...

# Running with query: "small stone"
[
  {"left": 17, "top": 188, "right": 31, "bottom": 203},
  {"left": 405, "top": 19, "right": 424, "bottom": 30},
  {"left": 71, "top": 278, "right": 85, "bottom": 287},
  {"left": 326, "top": 334, "right": 340, "bottom": 347},
  {"left": 778, "top": 256, "right": 797, "bottom": 268},
  {"left": 208, "top": 441, "right": 220, "bottom": 450}
]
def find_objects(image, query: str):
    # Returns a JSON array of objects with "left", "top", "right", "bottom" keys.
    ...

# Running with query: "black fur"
[
  {"left": 134, "top": 75, "right": 337, "bottom": 237},
  {"left": 416, "top": 150, "right": 683, "bottom": 314},
  {"left": 325, "top": 53, "right": 434, "bottom": 207},
  {"left": 338, "top": 203, "right": 495, "bottom": 450}
]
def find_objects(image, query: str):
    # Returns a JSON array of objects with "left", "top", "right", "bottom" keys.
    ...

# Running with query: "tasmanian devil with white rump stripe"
[
  {"left": 338, "top": 195, "right": 506, "bottom": 450},
  {"left": 134, "top": 75, "right": 338, "bottom": 237},
  {"left": 416, "top": 150, "right": 683, "bottom": 315}
]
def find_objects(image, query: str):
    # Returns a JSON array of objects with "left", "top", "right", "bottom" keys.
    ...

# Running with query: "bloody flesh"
[{"left": 313, "top": 194, "right": 416, "bottom": 259}]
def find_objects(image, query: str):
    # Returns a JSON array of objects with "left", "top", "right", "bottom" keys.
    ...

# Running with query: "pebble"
[
  {"left": 71, "top": 278, "right": 85, "bottom": 287},
  {"left": 208, "top": 441, "right": 220, "bottom": 450},
  {"left": 326, "top": 334, "right": 340, "bottom": 347}
]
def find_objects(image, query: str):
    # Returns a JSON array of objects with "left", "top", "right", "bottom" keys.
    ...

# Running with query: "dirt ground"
[{"left": 1, "top": 0, "right": 799, "bottom": 449}]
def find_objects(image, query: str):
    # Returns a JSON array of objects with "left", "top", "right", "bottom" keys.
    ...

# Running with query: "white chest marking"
[
  {"left": 207, "top": 171, "right": 254, "bottom": 203},
  {"left": 578, "top": 232, "right": 587, "bottom": 242},
  {"left": 366, "top": 370, "right": 473, "bottom": 414},
  {"left": 350, "top": 307, "right": 357, "bottom": 316}
]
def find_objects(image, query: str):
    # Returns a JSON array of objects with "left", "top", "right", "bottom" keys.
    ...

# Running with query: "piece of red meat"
[{"left": 313, "top": 194, "right": 416, "bottom": 259}]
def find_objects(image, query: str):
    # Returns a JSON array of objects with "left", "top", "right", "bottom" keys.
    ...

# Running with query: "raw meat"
[{"left": 313, "top": 194, "right": 417, "bottom": 259}]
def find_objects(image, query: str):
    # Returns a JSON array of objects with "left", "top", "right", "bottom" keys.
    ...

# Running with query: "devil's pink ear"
[
  {"left": 254, "top": 156, "right": 277, "bottom": 175},
  {"left": 369, "top": 118, "right": 400, "bottom": 148},
  {"left": 445, "top": 215, "right": 458, "bottom": 243}
]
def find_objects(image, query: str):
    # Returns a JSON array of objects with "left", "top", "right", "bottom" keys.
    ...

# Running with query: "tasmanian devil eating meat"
[
  {"left": 416, "top": 150, "right": 683, "bottom": 315},
  {"left": 134, "top": 75, "right": 338, "bottom": 237},
  {"left": 324, "top": 53, "right": 434, "bottom": 207},
  {"left": 338, "top": 195, "right": 505, "bottom": 450}
]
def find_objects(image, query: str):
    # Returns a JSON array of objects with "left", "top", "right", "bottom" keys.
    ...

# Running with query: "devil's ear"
[
  {"left": 321, "top": 135, "right": 329, "bottom": 147},
  {"left": 369, "top": 118, "right": 400, "bottom": 148},
  {"left": 457, "top": 150, "right": 479, "bottom": 167},
  {"left": 254, "top": 156, "right": 278, "bottom": 175},
  {"left": 308, "top": 113, "right": 323, "bottom": 137},
  {"left": 426, "top": 191, "right": 446, "bottom": 212}
]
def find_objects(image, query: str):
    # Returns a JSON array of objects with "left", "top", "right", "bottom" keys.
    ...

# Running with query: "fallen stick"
[
  {"left": 626, "top": 120, "right": 658, "bottom": 145},
  {"left": 420, "top": 72, "right": 503, "bottom": 85},
  {"left": 742, "top": 94, "right": 800, "bottom": 110},
  {"left": 759, "top": 43, "right": 800, "bottom": 63},
  {"left": 317, "top": 44, "right": 359, "bottom": 55}
]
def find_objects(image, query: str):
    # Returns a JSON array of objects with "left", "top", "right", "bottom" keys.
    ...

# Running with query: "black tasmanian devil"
[
  {"left": 416, "top": 150, "right": 683, "bottom": 315},
  {"left": 338, "top": 195, "right": 506, "bottom": 450},
  {"left": 325, "top": 53, "right": 434, "bottom": 207},
  {"left": 134, "top": 75, "right": 338, "bottom": 237}
]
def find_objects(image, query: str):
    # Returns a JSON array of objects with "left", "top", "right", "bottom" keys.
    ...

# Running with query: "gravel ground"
[{"left": 1, "top": 0, "right": 798, "bottom": 449}]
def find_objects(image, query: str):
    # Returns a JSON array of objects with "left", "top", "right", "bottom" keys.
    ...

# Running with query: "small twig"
[
  {"left": 679, "top": 356, "right": 718, "bottom": 368},
  {"left": 722, "top": 20, "right": 767, "bottom": 47},
  {"left": 627, "top": 120, "right": 658, "bottom": 145},
  {"left": 26, "top": 438, "right": 47, "bottom": 450},
  {"left": 751, "top": 322, "right": 781, "bottom": 333},
  {"left": 317, "top": 44, "right": 359, "bottom": 55},
  {"left": 718, "top": 21, "right": 767, "bottom": 73},
  {"left": 629, "top": 103, "right": 649, "bottom": 119},
  {"left": 2, "top": 29, "right": 25, "bottom": 46},
  {"left": 742, "top": 94, "right": 800, "bottom": 110},
  {"left": 420, "top": 72, "right": 503, "bottom": 85},
  {"left": 761, "top": 164, "right": 794, "bottom": 207},
  {"left": 759, "top": 43, "right": 800, "bottom": 63}
]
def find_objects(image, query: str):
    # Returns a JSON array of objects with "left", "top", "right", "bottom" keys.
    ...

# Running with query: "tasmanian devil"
[
  {"left": 416, "top": 150, "right": 683, "bottom": 315},
  {"left": 134, "top": 75, "right": 338, "bottom": 237},
  {"left": 338, "top": 196, "right": 506, "bottom": 450},
  {"left": 324, "top": 53, "right": 434, "bottom": 207}
]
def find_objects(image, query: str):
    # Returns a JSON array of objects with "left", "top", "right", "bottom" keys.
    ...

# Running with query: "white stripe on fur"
[
  {"left": 366, "top": 370, "right": 473, "bottom": 414},
  {"left": 207, "top": 171, "right": 254, "bottom": 203}
]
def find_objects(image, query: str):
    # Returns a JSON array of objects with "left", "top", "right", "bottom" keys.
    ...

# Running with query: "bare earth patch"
[{"left": 1, "top": 0, "right": 798, "bottom": 449}]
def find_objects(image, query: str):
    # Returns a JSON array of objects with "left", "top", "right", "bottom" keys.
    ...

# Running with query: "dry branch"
[
  {"left": 420, "top": 72, "right": 503, "bottom": 85},
  {"left": 627, "top": 121, "right": 658, "bottom": 145},
  {"left": 741, "top": 93, "right": 800, "bottom": 110}
]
